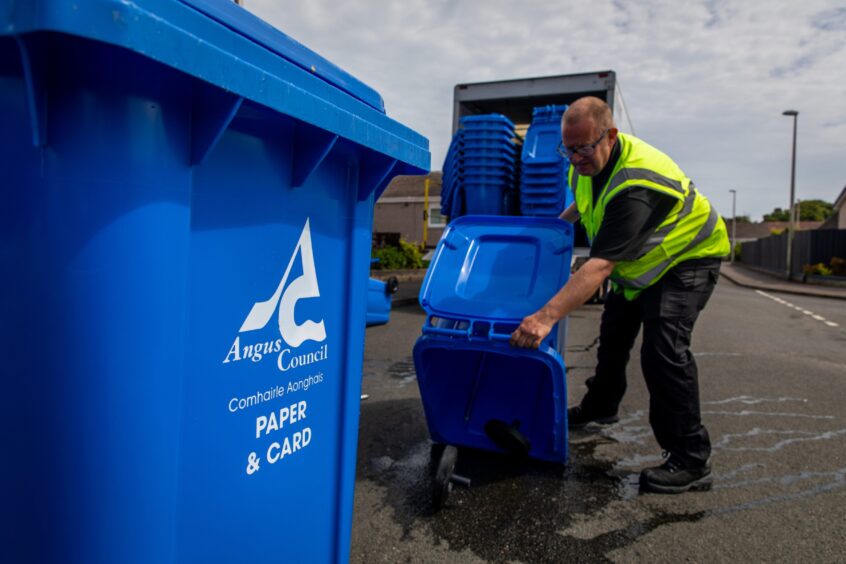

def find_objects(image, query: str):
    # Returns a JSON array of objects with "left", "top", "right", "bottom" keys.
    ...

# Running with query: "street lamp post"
[
  {"left": 729, "top": 189, "right": 737, "bottom": 264},
  {"left": 782, "top": 110, "right": 798, "bottom": 279}
]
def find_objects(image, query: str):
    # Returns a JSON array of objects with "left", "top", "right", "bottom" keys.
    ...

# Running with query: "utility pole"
[{"left": 782, "top": 109, "right": 798, "bottom": 279}]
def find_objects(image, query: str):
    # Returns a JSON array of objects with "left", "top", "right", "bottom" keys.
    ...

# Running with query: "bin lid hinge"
[
  {"left": 190, "top": 84, "right": 244, "bottom": 166},
  {"left": 359, "top": 153, "right": 398, "bottom": 201},
  {"left": 15, "top": 35, "right": 50, "bottom": 148},
  {"left": 291, "top": 124, "right": 339, "bottom": 188}
]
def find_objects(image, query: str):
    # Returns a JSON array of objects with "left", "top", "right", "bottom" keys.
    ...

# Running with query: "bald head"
[{"left": 562, "top": 97, "right": 615, "bottom": 133}]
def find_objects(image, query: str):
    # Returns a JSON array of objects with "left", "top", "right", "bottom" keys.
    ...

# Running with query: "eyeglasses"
[{"left": 557, "top": 129, "right": 609, "bottom": 159}]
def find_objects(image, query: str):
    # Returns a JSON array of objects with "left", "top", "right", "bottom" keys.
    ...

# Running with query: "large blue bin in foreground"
[
  {"left": 413, "top": 216, "right": 573, "bottom": 464},
  {"left": 0, "top": 1, "right": 429, "bottom": 562}
]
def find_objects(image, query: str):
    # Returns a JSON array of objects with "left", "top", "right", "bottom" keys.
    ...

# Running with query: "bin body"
[
  {"left": 414, "top": 216, "right": 573, "bottom": 463},
  {"left": 0, "top": 1, "right": 429, "bottom": 563},
  {"left": 366, "top": 277, "right": 392, "bottom": 326}
]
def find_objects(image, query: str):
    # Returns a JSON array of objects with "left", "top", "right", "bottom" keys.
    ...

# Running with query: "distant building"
[
  {"left": 727, "top": 220, "right": 823, "bottom": 244},
  {"left": 819, "top": 185, "right": 846, "bottom": 230},
  {"left": 373, "top": 173, "right": 445, "bottom": 247}
]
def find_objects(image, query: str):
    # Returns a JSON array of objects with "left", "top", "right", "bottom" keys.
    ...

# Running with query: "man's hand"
[
  {"left": 509, "top": 257, "right": 616, "bottom": 350},
  {"left": 510, "top": 308, "right": 557, "bottom": 349}
]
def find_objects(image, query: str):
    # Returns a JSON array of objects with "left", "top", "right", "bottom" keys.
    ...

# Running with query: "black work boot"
[
  {"left": 567, "top": 405, "right": 619, "bottom": 429},
  {"left": 639, "top": 456, "right": 712, "bottom": 494}
]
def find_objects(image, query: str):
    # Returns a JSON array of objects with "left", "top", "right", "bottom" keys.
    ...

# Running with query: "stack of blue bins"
[
  {"left": 441, "top": 130, "right": 465, "bottom": 218},
  {"left": 461, "top": 114, "right": 519, "bottom": 216},
  {"left": 520, "top": 105, "right": 573, "bottom": 217},
  {"left": 413, "top": 216, "right": 574, "bottom": 464}
]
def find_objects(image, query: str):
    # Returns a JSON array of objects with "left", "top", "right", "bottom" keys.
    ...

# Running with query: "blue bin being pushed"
[{"left": 413, "top": 216, "right": 573, "bottom": 508}]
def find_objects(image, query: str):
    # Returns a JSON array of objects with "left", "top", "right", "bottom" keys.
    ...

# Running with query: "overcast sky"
[{"left": 246, "top": 0, "right": 846, "bottom": 221}]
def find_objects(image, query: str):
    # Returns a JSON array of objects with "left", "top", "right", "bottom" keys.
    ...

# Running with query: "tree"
[
  {"left": 762, "top": 200, "right": 833, "bottom": 222},
  {"left": 763, "top": 207, "right": 789, "bottom": 222},
  {"left": 797, "top": 199, "right": 834, "bottom": 221}
]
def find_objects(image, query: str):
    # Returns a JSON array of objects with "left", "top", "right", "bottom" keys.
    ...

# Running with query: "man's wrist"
[{"left": 538, "top": 305, "right": 560, "bottom": 326}]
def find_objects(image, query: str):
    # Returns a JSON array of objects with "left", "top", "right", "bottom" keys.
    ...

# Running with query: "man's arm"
[
  {"left": 510, "top": 257, "right": 615, "bottom": 349},
  {"left": 559, "top": 201, "right": 580, "bottom": 223}
]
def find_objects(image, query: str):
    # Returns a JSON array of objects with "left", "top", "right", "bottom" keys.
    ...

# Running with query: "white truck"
[
  {"left": 452, "top": 70, "right": 628, "bottom": 300},
  {"left": 452, "top": 70, "right": 629, "bottom": 136}
]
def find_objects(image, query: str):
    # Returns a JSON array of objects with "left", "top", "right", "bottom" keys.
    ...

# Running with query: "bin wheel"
[
  {"left": 429, "top": 442, "right": 446, "bottom": 477},
  {"left": 385, "top": 276, "right": 399, "bottom": 294},
  {"left": 432, "top": 445, "right": 458, "bottom": 510},
  {"left": 484, "top": 419, "right": 531, "bottom": 457}
]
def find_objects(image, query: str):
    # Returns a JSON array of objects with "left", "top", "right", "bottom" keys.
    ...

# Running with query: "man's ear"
[{"left": 608, "top": 127, "right": 619, "bottom": 142}]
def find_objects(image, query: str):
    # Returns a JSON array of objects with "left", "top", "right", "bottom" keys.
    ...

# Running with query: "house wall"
[{"left": 373, "top": 198, "right": 445, "bottom": 247}]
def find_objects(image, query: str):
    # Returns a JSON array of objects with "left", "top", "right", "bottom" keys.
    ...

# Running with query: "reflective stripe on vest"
[
  {"left": 609, "top": 205, "right": 721, "bottom": 289},
  {"left": 636, "top": 184, "right": 698, "bottom": 258}
]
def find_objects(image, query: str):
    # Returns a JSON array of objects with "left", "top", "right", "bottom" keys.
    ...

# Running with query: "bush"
[
  {"left": 732, "top": 242, "right": 742, "bottom": 262},
  {"left": 371, "top": 239, "right": 423, "bottom": 270},
  {"left": 803, "top": 262, "right": 832, "bottom": 277},
  {"left": 830, "top": 257, "right": 846, "bottom": 277}
]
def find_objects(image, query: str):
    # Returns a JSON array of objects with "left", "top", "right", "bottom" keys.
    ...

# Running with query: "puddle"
[
  {"left": 386, "top": 358, "right": 417, "bottom": 387},
  {"left": 354, "top": 392, "right": 846, "bottom": 562},
  {"left": 355, "top": 398, "right": 708, "bottom": 562}
]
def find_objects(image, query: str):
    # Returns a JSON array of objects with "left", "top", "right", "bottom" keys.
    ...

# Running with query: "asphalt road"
[{"left": 351, "top": 279, "right": 846, "bottom": 563}]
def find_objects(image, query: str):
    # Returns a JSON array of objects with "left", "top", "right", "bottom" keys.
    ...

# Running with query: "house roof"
[
  {"left": 727, "top": 220, "right": 823, "bottom": 240},
  {"left": 834, "top": 185, "right": 846, "bottom": 211},
  {"left": 380, "top": 172, "right": 442, "bottom": 199}
]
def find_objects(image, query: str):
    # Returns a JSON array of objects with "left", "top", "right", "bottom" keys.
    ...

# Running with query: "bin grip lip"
[{"left": 417, "top": 328, "right": 562, "bottom": 361}]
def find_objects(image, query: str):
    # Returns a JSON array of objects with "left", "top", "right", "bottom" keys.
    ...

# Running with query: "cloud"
[{"left": 246, "top": 0, "right": 846, "bottom": 220}]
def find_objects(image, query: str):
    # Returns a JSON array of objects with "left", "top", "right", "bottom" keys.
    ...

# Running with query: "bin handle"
[
  {"left": 489, "top": 321, "right": 518, "bottom": 342},
  {"left": 488, "top": 330, "right": 513, "bottom": 342},
  {"left": 422, "top": 315, "right": 472, "bottom": 338},
  {"left": 422, "top": 324, "right": 471, "bottom": 338},
  {"left": 422, "top": 317, "right": 519, "bottom": 343}
]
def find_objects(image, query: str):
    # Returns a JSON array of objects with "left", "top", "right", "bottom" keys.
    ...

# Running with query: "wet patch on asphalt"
[
  {"left": 356, "top": 397, "right": 708, "bottom": 562},
  {"left": 356, "top": 354, "right": 846, "bottom": 563},
  {"left": 386, "top": 358, "right": 417, "bottom": 387}
]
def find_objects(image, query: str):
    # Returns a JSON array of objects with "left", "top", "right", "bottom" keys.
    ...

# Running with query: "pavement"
[
  {"left": 719, "top": 263, "right": 846, "bottom": 300},
  {"left": 375, "top": 263, "right": 846, "bottom": 310}
]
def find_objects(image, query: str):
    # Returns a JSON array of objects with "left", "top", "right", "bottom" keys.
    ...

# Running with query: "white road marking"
[{"left": 754, "top": 290, "right": 839, "bottom": 328}]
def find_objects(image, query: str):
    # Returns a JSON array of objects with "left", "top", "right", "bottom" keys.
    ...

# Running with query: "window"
[{"left": 428, "top": 205, "right": 446, "bottom": 228}]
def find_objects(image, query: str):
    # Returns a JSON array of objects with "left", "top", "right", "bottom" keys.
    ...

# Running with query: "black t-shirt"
[{"left": 587, "top": 140, "right": 678, "bottom": 262}]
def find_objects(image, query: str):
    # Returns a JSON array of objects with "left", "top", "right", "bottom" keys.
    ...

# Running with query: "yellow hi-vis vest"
[{"left": 571, "top": 133, "right": 730, "bottom": 300}]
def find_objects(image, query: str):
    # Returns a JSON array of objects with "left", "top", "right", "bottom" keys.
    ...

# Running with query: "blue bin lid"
[
  {"left": 0, "top": 0, "right": 429, "bottom": 175},
  {"left": 420, "top": 216, "right": 573, "bottom": 323},
  {"left": 176, "top": 0, "right": 384, "bottom": 112},
  {"left": 462, "top": 114, "right": 515, "bottom": 127}
]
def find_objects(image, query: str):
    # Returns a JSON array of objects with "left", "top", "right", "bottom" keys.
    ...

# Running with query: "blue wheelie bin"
[
  {"left": 413, "top": 216, "right": 573, "bottom": 508},
  {"left": 0, "top": 1, "right": 429, "bottom": 563},
  {"left": 367, "top": 259, "right": 398, "bottom": 327},
  {"left": 366, "top": 276, "right": 398, "bottom": 326}
]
